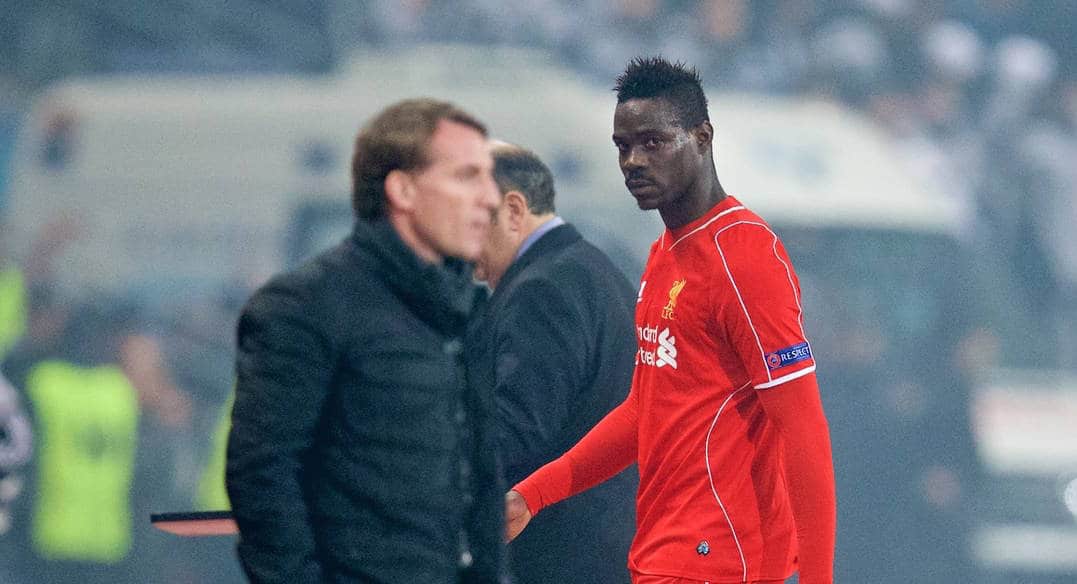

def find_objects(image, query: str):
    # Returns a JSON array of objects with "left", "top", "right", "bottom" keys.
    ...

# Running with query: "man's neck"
[
  {"left": 387, "top": 214, "right": 442, "bottom": 265},
  {"left": 518, "top": 213, "right": 556, "bottom": 243},
  {"left": 486, "top": 213, "right": 559, "bottom": 290},
  {"left": 515, "top": 214, "right": 560, "bottom": 259},
  {"left": 659, "top": 170, "right": 726, "bottom": 230}
]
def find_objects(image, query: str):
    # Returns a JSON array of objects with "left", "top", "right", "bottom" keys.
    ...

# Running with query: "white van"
[
  {"left": 5, "top": 45, "right": 963, "bottom": 300},
  {"left": 4, "top": 45, "right": 658, "bottom": 304}
]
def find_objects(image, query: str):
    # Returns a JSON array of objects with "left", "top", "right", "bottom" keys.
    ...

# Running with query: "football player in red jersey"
[{"left": 505, "top": 57, "right": 836, "bottom": 584}]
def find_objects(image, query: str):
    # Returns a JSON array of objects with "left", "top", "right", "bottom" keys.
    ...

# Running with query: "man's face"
[
  {"left": 406, "top": 120, "right": 500, "bottom": 262},
  {"left": 613, "top": 98, "right": 704, "bottom": 211},
  {"left": 473, "top": 195, "right": 518, "bottom": 288}
]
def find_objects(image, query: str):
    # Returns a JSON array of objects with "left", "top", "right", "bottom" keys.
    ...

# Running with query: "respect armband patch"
[{"left": 765, "top": 342, "right": 812, "bottom": 370}]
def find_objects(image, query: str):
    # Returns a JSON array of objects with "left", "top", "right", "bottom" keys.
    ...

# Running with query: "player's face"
[
  {"left": 613, "top": 98, "right": 703, "bottom": 212},
  {"left": 407, "top": 120, "right": 500, "bottom": 262}
]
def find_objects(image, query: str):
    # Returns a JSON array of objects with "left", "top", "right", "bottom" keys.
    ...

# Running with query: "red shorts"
[{"left": 631, "top": 575, "right": 787, "bottom": 584}]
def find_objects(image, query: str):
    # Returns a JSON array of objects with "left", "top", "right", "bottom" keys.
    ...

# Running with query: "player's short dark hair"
[
  {"left": 491, "top": 144, "right": 556, "bottom": 215},
  {"left": 614, "top": 57, "right": 709, "bottom": 129},
  {"left": 351, "top": 98, "right": 487, "bottom": 219}
]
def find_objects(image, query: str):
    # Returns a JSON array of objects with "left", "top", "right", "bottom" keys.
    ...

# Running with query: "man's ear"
[
  {"left": 384, "top": 169, "right": 414, "bottom": 213},
  {"left": 504, "top": 191, "right": 530, "bottom": 232},
  {"left": 695, "top": 120, "right": 714, "bottom": 151}
]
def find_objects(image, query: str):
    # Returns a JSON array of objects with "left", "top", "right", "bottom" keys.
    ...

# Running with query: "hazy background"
[{"left": 1, "top": 1, "right": 1075, "bottom": 583}]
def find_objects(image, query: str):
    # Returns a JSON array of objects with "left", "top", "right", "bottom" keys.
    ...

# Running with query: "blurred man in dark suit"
[{"left": 469, "top": 143, "right": 637, "bottom": 584}]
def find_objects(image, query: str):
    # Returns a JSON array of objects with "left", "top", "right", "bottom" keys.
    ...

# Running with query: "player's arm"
[
  {"left": 716, "top": 223, "right": 835, "bottom": 583},
  {"left": 756, "top": 372, "right": 835, "bottom": 584},
  {"left": 227, "top": 279, "right": 336, "bottom": 583},
  {"left": 493, "top": 278, "right": 588, "bottom": 486},
  {"left": 507, "top": 384, "right": 639, "bottom": 541}
]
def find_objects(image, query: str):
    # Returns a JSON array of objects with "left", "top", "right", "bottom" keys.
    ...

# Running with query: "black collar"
[{"left": 350, "top": 219, "right": 482, "bottom": 336}]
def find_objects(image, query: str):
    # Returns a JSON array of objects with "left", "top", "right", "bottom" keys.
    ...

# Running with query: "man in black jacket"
[
  {"left": 469, "top": 144, "right": 637, "bottom": 584},
  {"left": 226, "top": 99, "right": 503, "bottom": 584}
]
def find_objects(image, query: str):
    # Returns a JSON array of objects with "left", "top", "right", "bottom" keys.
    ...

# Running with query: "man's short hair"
[
  {"left": 351, "top": 98, "right": 487, "bottom": 219},
  {"left": 614, "top": 57, "right": 709, "bottom": 129},
  {"left": 491, "top": 144, "right": 556, "bottom": 215}
]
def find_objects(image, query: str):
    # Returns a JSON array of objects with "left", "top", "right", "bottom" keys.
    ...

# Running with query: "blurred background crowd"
[{"left": 0, "top": 1, "right": 1075, "bottom": 583}]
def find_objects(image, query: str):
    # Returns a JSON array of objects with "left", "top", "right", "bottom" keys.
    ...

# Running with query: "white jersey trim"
[
  {"left": 766, "top": 224, "right": 815, "bottom": 364},
  {"left": 714, "top": 224, "right": 771, "bottom": 384},
  {"left": 667, "top": 205, "right": 745, "bottom": 251},
  {"left": 714, "top": 220, "right": 813, "bottom": 386},
  {"left": 705, "top": 381, "right": 751, "bottom": 582},
  {"left": 755, "top": 365, "right": 816, "bottom": 389}
]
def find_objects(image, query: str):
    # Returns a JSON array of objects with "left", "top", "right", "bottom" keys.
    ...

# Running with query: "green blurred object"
[
  {"left": 196, "top": 393, "right": 232, "bottom": 511},
  {"left": 27, "top": 361, "right": 138, "bottom": 563},
  {"left": 0, "top": 265, "right": 26, "bottom": 360}
]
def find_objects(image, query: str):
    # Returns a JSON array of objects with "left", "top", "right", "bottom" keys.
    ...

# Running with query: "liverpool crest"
[{"left": 662, "top": 278, "right": 686, "bottom": 320}]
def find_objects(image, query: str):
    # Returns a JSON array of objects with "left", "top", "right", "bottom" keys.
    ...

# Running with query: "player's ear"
[
  {"left": 504, "top": 191, "right": 529, "bottom": 232},
  {"left": 695, "top": 121, "right": 714, "bottom": 150},
  {"left": 384, "top": 170, "right": 415, "bottom": 212}
]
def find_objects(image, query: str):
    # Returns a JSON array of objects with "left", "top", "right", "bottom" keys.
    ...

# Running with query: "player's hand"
[{"left": 504, "top": 490, "right": 532, "bottom": 542}]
